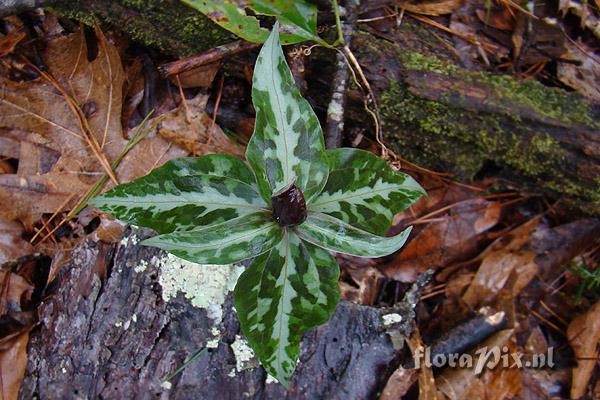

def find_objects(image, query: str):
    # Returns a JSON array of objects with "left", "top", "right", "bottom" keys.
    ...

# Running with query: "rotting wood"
[{"left": 20, "top": 230, "right": 420, "bottom": 400}]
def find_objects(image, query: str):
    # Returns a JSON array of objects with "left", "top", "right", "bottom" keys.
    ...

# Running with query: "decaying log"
[
  {"left": 345, "top": 30, "right": 600, "bottom": 214},
  {"left": 34, "top": 0, "right": 598, "bottom": 214},
  {"left": 2, "top": 0, "right": 595, "bottom": 213},
  {"left": 20, "top": 230, "right": 418, "bottom": 399}
]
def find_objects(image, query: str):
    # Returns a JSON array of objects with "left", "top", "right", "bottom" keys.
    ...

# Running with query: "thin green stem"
[
  {"left": 161, "top": 347, "right": 208, "bottom": 383},
  {"left": 71, "top": 111, "right": 156, "bottom": 215},
  {"left": 332, "top": 0, "right": 345, "bottom": 46}
]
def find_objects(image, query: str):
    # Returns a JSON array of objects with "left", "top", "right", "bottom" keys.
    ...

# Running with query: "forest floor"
[{"left": 0, "top": 1, "right": 599, "bottom": 399}]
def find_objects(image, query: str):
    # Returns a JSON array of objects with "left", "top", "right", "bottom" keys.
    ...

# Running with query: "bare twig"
[
  {"left": 158, "top": 40, "right": 259, "bottom": 78},
  {"left": 325, "top": 0, "right": 358, "bottom": 149},
  {"left": 404, "top": 307, "right": 507, "bottom": 368}
]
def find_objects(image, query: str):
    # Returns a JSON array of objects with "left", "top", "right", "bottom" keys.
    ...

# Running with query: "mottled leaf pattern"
[
  {"left": 297, "top": 212, "right": 413, "bottom": 258},
  {"left": 166, "top": 154, "right": 258, "bottom": 184},
  {"left": 181, "top": 0, "right": 319, "bottom": 44},
  {"left": 246, "top": 22, "right": 328, "bottom": 203},
  {"left": 90, "top": 156, "right": 267, "bottom": 233},
  {"left": 309, "top": 148, "right": 425, "bottom": 235},
  {"left": 142, "top": 212, "right": 282, "bottom": 264},
  {"left": 92, "top": 23, "right": 425, "bottom": 388},
  {"left": 234, "top": 230, "right": 339, "bottom": 386}
]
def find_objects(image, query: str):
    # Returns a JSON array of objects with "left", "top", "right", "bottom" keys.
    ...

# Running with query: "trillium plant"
[{"left": 91, "top": 23, "right": 425, "bottom": 386}]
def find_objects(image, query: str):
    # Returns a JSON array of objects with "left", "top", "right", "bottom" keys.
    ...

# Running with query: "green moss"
[
  {"left": 52, "top": 0, "right": 232, "bottom": 57},
  {"left": 380, "top": 80, "right": 600, "bottom": 214},
  {"left": 400, "top": 52, "right": 458, "bottom": 75},
  {"left": 399, "top": 52, "right": 600, "bottom": 128}
]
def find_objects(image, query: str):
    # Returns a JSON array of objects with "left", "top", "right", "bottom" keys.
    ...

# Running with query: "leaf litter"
[{"left": 0, "top": 1, "right": 599, "bottom": 397}]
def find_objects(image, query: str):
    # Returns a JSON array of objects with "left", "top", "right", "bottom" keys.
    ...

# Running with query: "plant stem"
[{"left": 332, "top": 0, "right": 345, "bottom": 46}]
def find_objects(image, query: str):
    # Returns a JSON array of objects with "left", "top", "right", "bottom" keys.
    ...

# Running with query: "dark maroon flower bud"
[{"left": 271, "top": 179, "right": 307, "bottom": 227}]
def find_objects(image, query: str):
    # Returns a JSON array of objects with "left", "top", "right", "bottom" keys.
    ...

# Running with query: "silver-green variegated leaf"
[
  {"left": 296, "top": 212, "right": 413, "bottom": 258},
  {"left": 89, "top": 155, "right": 267, "bottom": 234},
  {"left": 142, "top": 212, "right": 282, "bottom": 264},
  {"left": 246, "top": 22, "right": 328, "bottom": 204},
  {"left": 234, "top": 230, "right": 339, "bottom": 386},
  {"left": 309, "top": 148, "right": 425, "bottom": 235}
]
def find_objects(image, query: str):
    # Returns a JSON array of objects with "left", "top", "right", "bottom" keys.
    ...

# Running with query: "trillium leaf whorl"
[
  {"left": 245, "top": 22, "right": 329, "bottom": 204},
  {"left": 92, "top": 22, "right": 424, "bottom": 388}
]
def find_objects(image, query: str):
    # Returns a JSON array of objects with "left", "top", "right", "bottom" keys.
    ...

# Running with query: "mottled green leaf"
[
  {"left": 90, "top": 156, "right": 267, "bottom": 234},
  {"left": 166, "top": 154, "right": 258, "bottom": 184},
  {"left": 309, "top": 148, "right": 425, "bottom": 235},
  {"left": 246, "top": 22, "right": 328, "bottom": 203},
  {"left": 142, "top": 212, "right": 282, "bottom": 264},
  {"left": 250, "top": 0, "right": 318, "bottom": 42},
  {"left": 234, "top": 230, "right": 339, "bottom": 386},
  {"left": 181, "top": 0, "right": 319, "bottom": 44},
  {"left": 296, "top": 212, "right": 413, "bottom": 257}
]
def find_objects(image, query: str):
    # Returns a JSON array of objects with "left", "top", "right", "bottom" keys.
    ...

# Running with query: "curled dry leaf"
[
  {"left": 338, "top": 255, "right": 384, "bottom": 304},
  {"left": 379, "top": 366, "right": 418, "bottom": 400},
  {"left": 407, "top": 329, "right": 439, "bottom": 400},
  {"left": 157, "top": 94, "right": 243, "bottom": 157},
  {"left": 0, "top": 25, "right": 236, "bottom": 222},
  {"left": 557, "top": 42, "right": 600, "bottom": 103},
  {"left": 436, "top": 328, "right": 514, "bottom": 400},
  {"left": 0, "top": 330, "right": 30, "bottom": 400},
  {"left": 0, "top": 30, "right": 25, "bottom": 58},
  {"left": 168, "top": 62, "right": 221, "bottom": 88},
  {"left": 0, "top": 269, "right": 34, "bottom": 315},
  {"left": 568, "top": 299, "right": 600, "bottom": 399}
]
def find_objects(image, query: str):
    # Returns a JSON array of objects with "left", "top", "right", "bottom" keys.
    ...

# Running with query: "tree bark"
[{"left": 20, "top": 230, "right": 417, "bottom": 399}]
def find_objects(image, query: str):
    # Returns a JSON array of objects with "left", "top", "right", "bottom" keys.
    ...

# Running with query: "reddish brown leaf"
[
  {"left": 568, "top": 299, "right": 600, "bottom": 399},
  {"left": 379, "top": 366, "right": 418, "bottom": 400},
  {"left": 0, "top": 330, "right": 30, "bottom": 400},
  {"left": 157, "top": 94, "right": 243, "bottom": 158},
  {"left": 0, "top": 31, "right": 25, "bottom": 58},
  {"left": 382, "top": 199, "right": 501, "bottom": 282}
]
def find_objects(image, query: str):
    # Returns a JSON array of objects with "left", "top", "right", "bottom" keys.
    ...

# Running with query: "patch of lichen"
[
  {"left": 380, "top": 80, "right": 600, "bottom": 213},
  {"left": 398, "top": 52, "right": 600, "bottom": 129},
  {"left": 52, "top": 0, "right": 232, "bottom": 57}
]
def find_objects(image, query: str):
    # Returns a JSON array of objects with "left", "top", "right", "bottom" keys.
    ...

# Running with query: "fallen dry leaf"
[
  {"left": 0, "top": 218, "right": 33, "bottom": 264},
  {"left": 461, "top": 218, "right": 541, "bottom": 309},
  {"left": 436, "top": 329, "right": 514, "bottom": 400},
  {"left": 339, "top": 256, "right": 384, "bottom": 305},
  {"left": 168, "top": 62, "right": 221, "bottom": 88},
  {"left": 0, "top": 24, "right": 237, "bottom": 223},
  {"left": 0, "top": 330, "right": 30, "bottom": 400},
  {"left": 0, "top": 269, "right": 33, "bottom": 316},
  {"left": 382, "top": 198, "right": 502, "bottom": 282},
  {"left": 379, "top": 366, "right": 418, "bottom": 400},
  {"left": 398, "top": 0, "right": 464, "bottom": 16},
  {"left": 407, "top": 329, "right": 439, "bottom": 400},
  {"left": 568, "top": 299, "right": 600, "bottom": 399},
  {"left": 157, "top": 94, "right": 243, "bottom": 157},
  {"left": 0, "top": 26, "right": 126, "bottom": 219},
  {"left": 557, "top": 41, "right": 600, "bottom": 103},
  {"left": 0, "top": 30, "right": 25, "bottom": 58}
]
